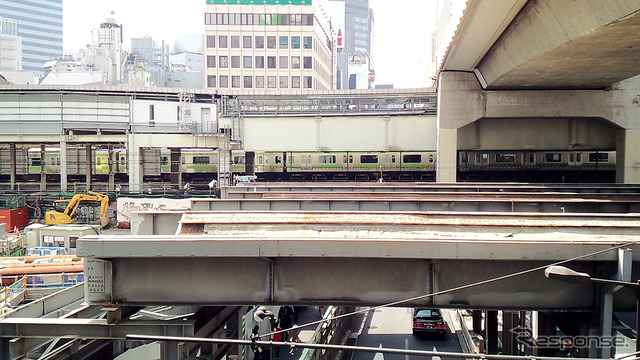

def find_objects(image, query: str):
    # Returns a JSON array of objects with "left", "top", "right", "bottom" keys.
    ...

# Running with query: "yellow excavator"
[{"left": 45, "top": 191, "right": 109, "bottom": 228}]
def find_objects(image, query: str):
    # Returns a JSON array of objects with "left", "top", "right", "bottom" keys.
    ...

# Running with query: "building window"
[
  {"left": 220, "top": 75, "right": 228, "bottom": 88},
  {"left": 149, "top": 104, "right": 155, "bottom": 120},
  {"left": 219, "top": 35, "right": 228, "bottom": 48},
  {"left": 231, "top": 56, "right": 240, "bottom": 68},
  {"left": 355, "top": 39, "right": 368, "bottom": 46},
  {"left": 267, "top": 36, "right": 276, "bottom": 49},
  {"left": 355, "top": 17, "right": 367, "bottom": 23},
  {"left": 243, "top": 56, "right": 252, "bottom": 68},
  {"left": 207, "top": 75, "right": 216, "bottom": 88},
  {"left": 206, "top": 35, "right": 216, "bottom": 48},
  {"left": 302, "top": 14, "right": 313, "bottom": 25},
  {"left": 219, "top": 56, "right": 228, "bottom": 68},
  {"left": 256, "top": 76, "right": 265, "bottom": 88},
  {"left": 205, "top": 13, "right": 215, "bottom": 25},
  {"left": 267, "top": 56, "right": 276, "bottom": 69},
  {"left": 303, "top": 36, "right": 312, "bottom": 49},
  {"left": 243, "top": 36, "right": 252, "bottom": 48},
  {"left": 291, "top": 36, "right": 300, "bottom": 49},
  {"left": 355, "top": 24, "right": 368, "bottom": 30},
  {"left": 255, "top": 36, "right": 264, "bottom": 49},
  {"left": 279, "top": 36, "right": 288, "bottom": 49},
  {"left": 279, "top": 76, "right": 288, "bottom": 88},
  {"left": 267, "top": 76, "right": 276, "bottom": 88},
  {"left": 304, "top": 76, "right": 312, "bottom": 88},
  {"left": 291, "top": 56, "right": 300, "bottom": 69},
  {"left": 292, "top": 14, "right": 302, "bottom": 25},
  {"left": 206, "top": 55, "right": 216, "bottom": 68},
  {"left": 279, "top": 56, "right": 288, "bottom": 69},
  {"left": 231, "top": 75, "right": 240, "bottom": 88},
  {"left": 256, "top": 56, "right": 265, "bottom": 68},
  {"left": 355, "top": 32, "right": 368, "bottom": 38},
  {"left": 303, "top": 56, "right": 312, "bottom": 69},
  {"left": 231, "top": 36, "right": 240, "bottom": 48},
  {"left": 292, "top": 76, "right": 300, "bottom": 88}
]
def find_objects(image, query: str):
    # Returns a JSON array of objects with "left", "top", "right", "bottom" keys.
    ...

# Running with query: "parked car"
[{"left": 412, "top": 308, "right": 446, "bottom": 337}]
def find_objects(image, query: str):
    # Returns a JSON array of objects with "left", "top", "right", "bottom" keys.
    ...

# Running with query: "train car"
[
  {"left": 231, "top": 150, "right": 247, "bottom": 174},
  {"left": 27, "top": 147, "right": 88, "bottom": 177},
  {"left": 94, "top": 148, "right": 128, "bottom": 175},
  {"left": 458, "top": 150, "right": 616, "bottom": 182},
  {"left": 0, "top": 147, "right": 29, "bottom": 177},
  {"left": 254, "top": 151, "right": 437, "bottom": 181}
]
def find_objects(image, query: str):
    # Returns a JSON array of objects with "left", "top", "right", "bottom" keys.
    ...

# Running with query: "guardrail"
[
  {"left": 299, "top": 306, "right": 355, "bottom": 360},
  {"left": 457, "top": 310, "right": 479, "bottom": 355}
]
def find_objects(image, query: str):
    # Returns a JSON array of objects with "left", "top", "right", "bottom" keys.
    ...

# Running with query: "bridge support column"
[
  {"left": 85, "top": 144, "right": 92, "bottom": 191},
  {"left": 60, "top": 138, "right": 68, "bottom": 192},
  {"left": 39, "top": 144, "right": 46, "bottom": 191},
  {"left": 9, "top": 143, "right": 16, "bottom": 191},
  {"left": 127, "top": 135, "right": 144, "bottom": 193},
  {"left": 436, "top": 72, "right": 485, "bottom": 183},
  {"left": 617, "top": 129, "right": 640, "bottom": 184},
  {"left": 485, "top": 310, "right": 499, "bottom": 354}
]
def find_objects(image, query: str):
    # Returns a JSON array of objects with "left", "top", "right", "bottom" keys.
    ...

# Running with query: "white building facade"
[{"left": 204, "top": 0, "right": 333, "bottom": 93}]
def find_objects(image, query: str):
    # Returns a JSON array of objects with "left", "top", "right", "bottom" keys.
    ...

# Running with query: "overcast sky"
[{"left": 63, "top": 0, "right": 437, "bottom": 88}]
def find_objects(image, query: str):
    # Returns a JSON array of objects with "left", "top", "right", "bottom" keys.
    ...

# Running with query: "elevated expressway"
[{"left": 436, "top": 0, "right": 640, "bottom": 183}]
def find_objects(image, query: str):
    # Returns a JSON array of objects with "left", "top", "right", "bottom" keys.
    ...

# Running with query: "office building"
[
  {"left": 204, "top": 0, "right": 333, "bottom": 93},
  {"left": 0, "top": 0, "right": 63, "bottom": 74}
]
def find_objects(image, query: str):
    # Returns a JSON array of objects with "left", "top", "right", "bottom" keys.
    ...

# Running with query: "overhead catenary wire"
[{"left": 127, "top": 241, "right": 639, "bottom": 360}]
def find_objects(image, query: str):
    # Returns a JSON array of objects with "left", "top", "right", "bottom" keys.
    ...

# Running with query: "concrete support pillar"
[
  {"left": 436, "top": 72, "right": 486, "bottom": 183},
  {"left": 170, "top": 147, "right": 181, "bottom": 189},
  {"left": 128, "top": 135, "right": 144, "bottom": 193},
  {"left": 108, "top": 146, "right": 115, "bottom": 191},
  {"left": 60, "top": 138, "right": 68, "bottom": 192},
  {"left": 436, "top": 128, "right": 458, "bottom": 182},
  {"left": 9, "top": 143, "right": 16, "bottom": 191},
  {"left": 39, "top": 144, "right": 46, "bottom": 191},
  {"left": 616, "top": 129, "right": 640, "bottom": 184},
  {"left": 85, "top": 144, "right": 92, "bottom": 191},
  {"left": 485, "top": 310, "right": 499, "bottom": 354}
]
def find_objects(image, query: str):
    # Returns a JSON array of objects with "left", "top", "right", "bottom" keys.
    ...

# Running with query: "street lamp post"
[{"left": 545, "top": 265, "right": 640, "bottom": 352}]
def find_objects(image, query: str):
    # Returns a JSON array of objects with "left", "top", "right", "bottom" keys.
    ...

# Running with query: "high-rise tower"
[{"left": 0, "top": 0, "right": 63, "bottom": 74}]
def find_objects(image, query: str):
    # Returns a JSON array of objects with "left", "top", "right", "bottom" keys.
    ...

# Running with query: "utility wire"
[{"left": 127, "top": 241, "right": 638, "bottom": 360}]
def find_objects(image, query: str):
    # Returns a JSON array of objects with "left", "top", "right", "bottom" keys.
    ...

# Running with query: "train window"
[
  {"left": 319, "top": 155, "right": 336, "bottom": 164},
  {"left": 69, "top": 237, "right": 78, "bottom": 249},
  {"left": 161, "top": 156, "right": 170, "bottom": 165},
  {"left": 193, "top": 156, "right": 210, "bottom": 164},
  {"left": 30, "top": 158, "right": 41, "bottom": 166},
  {"left": 275, "top": 156, "right": 282, "bottom": 164},
  {"left": 403, "top": 154, "right": 422, "bottom": 163},
  {"left": 307, "top": 155, "right": 311, "bottom": 163},
  {"left": 544, "top": 153, "right": 562, "bottom": 162},
  {"left": 429, "top": 155, "right": 434, "bottom": 163},
  {"left": 495, "top": 153, "right": 516, "bottom": 163},
  {"left": 51, "top": 158, "right": 55, "bottom": 166},
  {"left": 96, "top": 157, "right": 102, "bottom": 165},
  {"left": 570, "top": 153, "right": 574, "bottom": 162},
  {"left": 181, "top": 156, "right": 186, "bottom": 164},
  {"left": 460, "top": 153, "right": 468, "bottom": 163},
  {"left": 391, "top": 155, "right": 396, "bottom": 163},
  {"left": 258, "top": 156, "right": 263, "bottom": 165},
  {"left": 343, "top": 155, "right": 347, "bottom": 163},
  {"left": 56, "top": 157, "right": 60, "bottom": 165},
  {"left": 349, "top": 155, "right": 353, "bottom": 163},
  {"left": 360, "top": 155, "right": 378, "bottom": 164},
  {"left": 577, "top": 153, "right": 581, "bottom": 162},
  {"left": 529, "top": 153, "right": 534, "bottom": 163},
  {"left": 589, "top": 153, "right": 609, "bottom": 162},
  {"left": 233, "top": 156, "right": 246, "bottom": 164}
]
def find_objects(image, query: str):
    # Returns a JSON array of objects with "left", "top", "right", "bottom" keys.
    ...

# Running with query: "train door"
[
  {"left": 476, "top": 153, "right": 489, "bottom": 167},
  {"left": 524, "top": 152, "right": 536, "bottom": 168},
  {"left": 301, "top": 154, "right": 312, "bottom": 171},
  {"left": 568, "top": 152, "right": 582, "bottom": 167}
]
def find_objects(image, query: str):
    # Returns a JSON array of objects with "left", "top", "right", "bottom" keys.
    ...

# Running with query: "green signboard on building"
[{"left": 207, "top": 0, "right": 311, "bottom": 4}]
